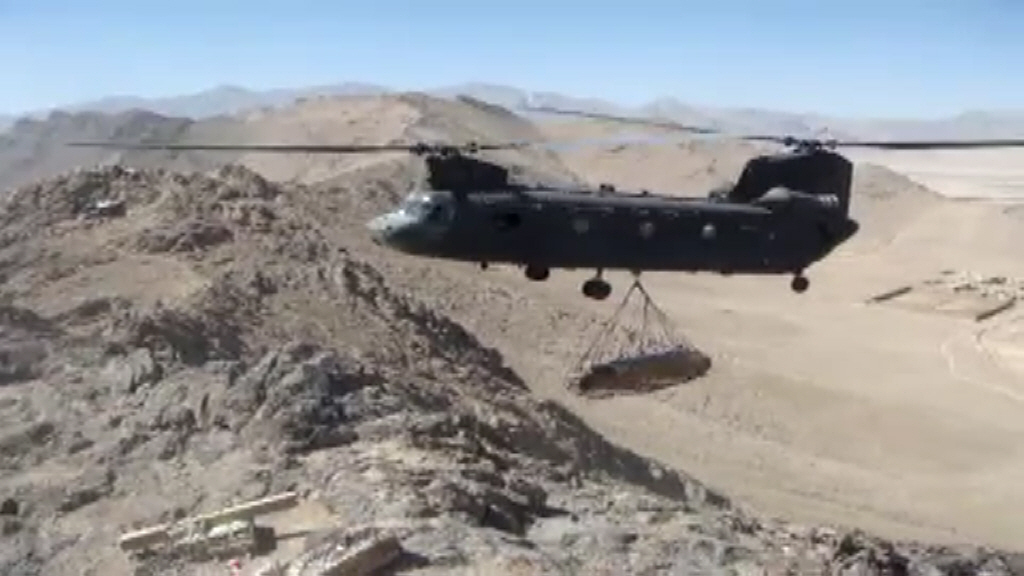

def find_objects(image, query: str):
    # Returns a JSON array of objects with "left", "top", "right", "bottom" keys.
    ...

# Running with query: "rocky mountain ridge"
[{"left": 5, "top": 81, "right": 1024, "bottom": 141}]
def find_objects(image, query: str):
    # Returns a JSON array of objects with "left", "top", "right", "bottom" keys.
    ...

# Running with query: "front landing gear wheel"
[
  {"left": 583, "top": 278, "right": 612, "bottom": 300},
  {"left": 525, "top": 265, "right": 550, "bottom": 281},
  {"left": 790, "top": 275, "right": 809, "bottom": 293}
]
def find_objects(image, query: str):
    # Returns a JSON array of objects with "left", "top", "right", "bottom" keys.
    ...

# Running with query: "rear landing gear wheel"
[
  {"left": 583, "top": 278, "right": 612, "bottom": 300},
  {"left": 525, "top": 265, "right": 550, "bottom": 281},
  {"left": 791, "top": 274, "right": 809, "bottom": 293}
]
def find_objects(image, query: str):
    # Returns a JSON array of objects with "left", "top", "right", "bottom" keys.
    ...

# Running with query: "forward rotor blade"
[
  {"left": 69, "top": 141, "right": 410, "bottom": 153},
  {"left": 65, "top": 140, "right": 535, "bottom": 155},
  {"left": 65, "top": 135, "right": 700, "bottom": 157}
]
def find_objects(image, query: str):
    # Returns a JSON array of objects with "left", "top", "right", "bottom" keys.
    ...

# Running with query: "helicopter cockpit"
[
  {"left": 366, "top": 191, "right": 455, "bottom": 253},
  {"left": 397, "top": 191, "right": 455, "bottom": 224}
]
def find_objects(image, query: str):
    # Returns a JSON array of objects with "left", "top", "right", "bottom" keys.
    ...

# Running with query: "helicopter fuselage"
[{"left": 367, "top": 185, "right": 859, "bottom": 281}]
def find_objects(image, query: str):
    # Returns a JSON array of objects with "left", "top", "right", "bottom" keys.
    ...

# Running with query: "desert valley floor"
[{"left": 517, "top": 133, "right": 1024, "bottom": 549}]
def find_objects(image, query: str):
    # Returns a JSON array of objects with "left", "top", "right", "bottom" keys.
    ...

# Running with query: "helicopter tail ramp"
[{"left": 567, "top": 280, "right": 712, "bottom": 398}]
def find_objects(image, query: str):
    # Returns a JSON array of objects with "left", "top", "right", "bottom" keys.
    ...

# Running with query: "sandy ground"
[
  {"left": 845, "top": 148, "right": 1024, "bottom": 200},
  {"left": 501, "top": 135, "right": 1024, "bottom": 551}
]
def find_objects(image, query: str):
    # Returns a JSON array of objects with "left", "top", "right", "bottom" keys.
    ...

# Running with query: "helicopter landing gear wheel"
[
  {"left": 525, "top": 265, "right": 550, "bottom": 281},
  {"left": 790, "top": 274, "right": 809, "bottom": 294},
  {"left": 582, "top": 276, "right": 612, "bottom": 300}
]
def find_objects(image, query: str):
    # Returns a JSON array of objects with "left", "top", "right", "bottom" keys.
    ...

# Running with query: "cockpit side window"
[
  {"left": 425, "top": 203, "right": 446, "bottom": 222},
  {"left": 399, "top": 196, "right": 426, "bottom": 217}
]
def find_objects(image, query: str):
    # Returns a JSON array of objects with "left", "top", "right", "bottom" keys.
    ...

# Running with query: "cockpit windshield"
[
  {"left": 399, "top": 194, "right": 432, "bottom": 218},
  {"left": 399, "top": 192, "right": 452, "bottom": 223}
]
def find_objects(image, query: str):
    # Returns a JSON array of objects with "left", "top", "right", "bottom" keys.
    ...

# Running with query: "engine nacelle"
[
  {"left": 753, "top": 187, "right": 842, "bottom": 213},
  {"left": 732, "top": 148, "right": 854, "bottom": 215}
]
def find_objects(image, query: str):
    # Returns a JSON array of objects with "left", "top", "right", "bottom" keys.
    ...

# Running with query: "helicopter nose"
[
  {"left": 366, "top": 211, "right": 431, "bottom": 254},
  {"left": 366, "top": 215, "right": 391, "bottom": 245},
  {"left": 367, "top": 212, "right": 414, "bottom": 248}
]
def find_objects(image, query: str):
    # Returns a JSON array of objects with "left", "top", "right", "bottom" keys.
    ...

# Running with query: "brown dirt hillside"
[{"left": 1, "top": 94, "right": 1022, "bottom": 576}]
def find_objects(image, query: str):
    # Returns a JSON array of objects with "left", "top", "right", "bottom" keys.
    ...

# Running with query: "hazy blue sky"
[{"left": 2, "top": 0, "right": 1021, "bottom": 118}]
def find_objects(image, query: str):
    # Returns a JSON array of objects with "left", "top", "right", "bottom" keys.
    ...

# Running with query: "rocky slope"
[
  {"left": 0, "top": 108, "right": 251, "bottom": 193},
  {"left": 0, "top": 159, "right": 1021, "bottom": 576},
  {"left": 0, "top": 92, "right": 580, "bottom": 196}
]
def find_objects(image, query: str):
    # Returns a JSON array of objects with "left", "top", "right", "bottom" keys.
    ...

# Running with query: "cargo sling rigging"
[{"left": 567, "top": 278, "right": 711, "bottom": 396}]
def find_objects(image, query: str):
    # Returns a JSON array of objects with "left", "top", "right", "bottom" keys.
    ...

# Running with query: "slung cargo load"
[{"left": 567, "top": 280, "right": 711, "bottom": 397}]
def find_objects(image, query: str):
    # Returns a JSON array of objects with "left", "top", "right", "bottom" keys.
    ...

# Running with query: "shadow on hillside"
[{"left": 517, "top": 397, "right": 732, "bottom": 510}]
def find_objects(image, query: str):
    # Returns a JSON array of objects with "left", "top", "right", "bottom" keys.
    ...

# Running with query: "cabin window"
[
  {"left": 572, "top": 217, "right": 589, "bottom": 234},
  {"left": 494, "top": 212, "right": 522, "bottom": 230},
  {"left": 701, "top": 223, "right": 716, "bottom": 240},
  {"left": 639, "top": 221, "right": 655, "bottom": 239},
  {"left": 425, "top": 204, "right": 448, "bottom": 223}
]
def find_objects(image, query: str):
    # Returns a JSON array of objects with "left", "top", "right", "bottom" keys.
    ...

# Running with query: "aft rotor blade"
[
  {"left": 522, "top": 105, "right": 1024, "bottom": 150},
  {"left": 522, "top": 104, "right": 809, "bottom": 145},
  {"left": 522, "top": 104, "right": 723, "bottom": 135},
  {"left": 824, "top": 138, "right": 1024, "bottom": 150}
]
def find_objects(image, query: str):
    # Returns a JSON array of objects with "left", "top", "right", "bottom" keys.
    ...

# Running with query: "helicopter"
[{"left": 68, "top": 101, "right": 1024, "bottom": 301}]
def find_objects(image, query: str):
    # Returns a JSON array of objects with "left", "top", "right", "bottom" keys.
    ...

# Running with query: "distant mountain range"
[{"left": 3, "top": 81, "right": 1024, "bottom": 140}]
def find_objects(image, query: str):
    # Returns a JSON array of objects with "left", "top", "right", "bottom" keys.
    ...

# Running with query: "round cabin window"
[
  {"left": 639, "top": 221, "right": 655, "bottom": 239},
  {"left": 573, "top": 218, "right": 590, "bottom": 234}
]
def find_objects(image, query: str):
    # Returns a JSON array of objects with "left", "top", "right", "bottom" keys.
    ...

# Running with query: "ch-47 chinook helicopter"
[{"left": 69, "top": 103, "right": 1024, "bottom": 301}]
